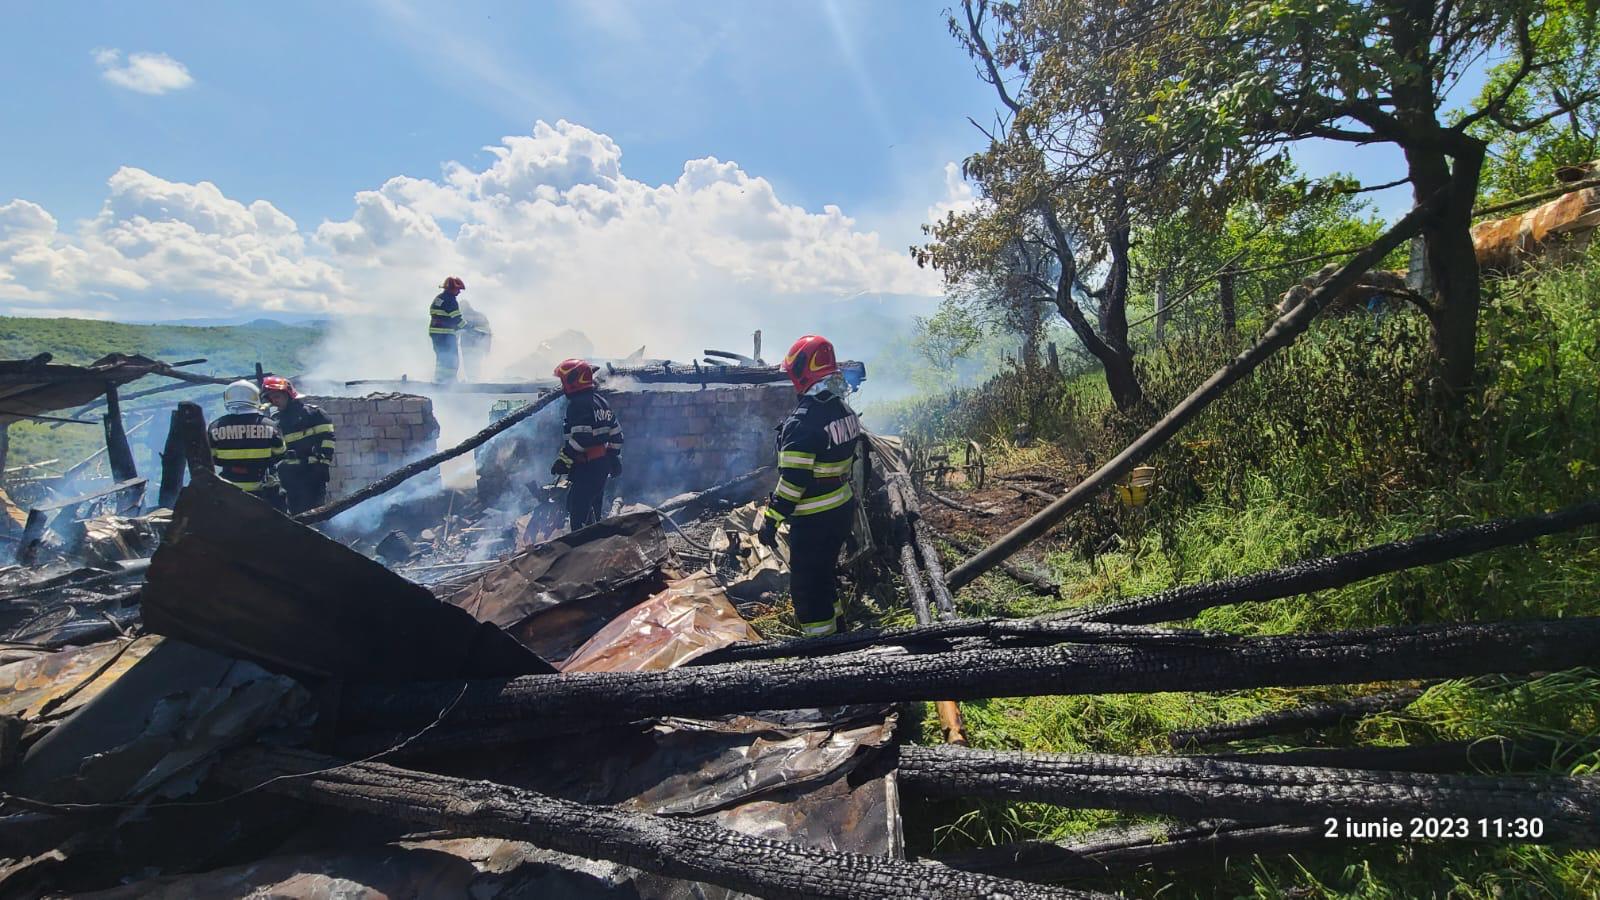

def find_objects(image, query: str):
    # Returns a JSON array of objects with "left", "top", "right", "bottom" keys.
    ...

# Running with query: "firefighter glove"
[{"left": 757, "top": 517, "right": 779, "bottom": 549}]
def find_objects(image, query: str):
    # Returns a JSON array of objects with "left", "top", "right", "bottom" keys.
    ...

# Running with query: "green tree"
[{"left": 1144, "top": 0, "right": 1595, "bottom": 402}]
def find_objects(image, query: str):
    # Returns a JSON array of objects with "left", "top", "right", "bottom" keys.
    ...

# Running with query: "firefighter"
[
  {"left": 261, "top": 375, "right": 335, "bottom": 515},
  {"left": 208, "top": 379, "right": 287, "bottom": 512},
  {"left": 758, "top": 335, "right": 862, "bottom": 637},
  {"left": 459, "top": 300, "right": 492, "bottom": 382},
  {"left": 550, "top": 358, "right": 624, "bottom": 530},
  {"left": 429, "top": 276, "right": 466, "bottom": 381}
]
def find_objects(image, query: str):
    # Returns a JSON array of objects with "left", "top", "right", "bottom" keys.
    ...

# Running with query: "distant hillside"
[{"left": 0, "top": 316, "right": 326, "bottom": 476}]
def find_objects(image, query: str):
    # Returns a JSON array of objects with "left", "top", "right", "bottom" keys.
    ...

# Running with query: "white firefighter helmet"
[{"left": 223, "top": 379, "right": 261, "bottom": 413}]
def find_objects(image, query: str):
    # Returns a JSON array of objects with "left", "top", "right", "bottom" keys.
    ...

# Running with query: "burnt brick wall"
[
  {"left": 306, "top": 393, "right": 441, "bottom": 498},
  {"left": 475, "top": 384, "right": 797, "bottom": 507}
]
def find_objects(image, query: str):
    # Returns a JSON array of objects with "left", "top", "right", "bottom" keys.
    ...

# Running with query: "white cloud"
[
  {"left": 93, "top": 48, "right": 194, "bottom": 95},
  {"left": 927, "top": 161, "right": 978, "bottom": 223},
  {"left": 0, "top": 119, "right": 946, "bottom": 380}
]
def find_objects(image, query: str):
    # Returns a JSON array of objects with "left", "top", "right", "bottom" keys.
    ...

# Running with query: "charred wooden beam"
[
  {"left": 1169, "top": 687, "right": 1429, "bottom": 748},
  {"left": 156, "top": 408, "right": 187, "bottom": 508},
  {"left": 1204, "top": 737, "right": 1600, "bottom": 774},
  {"left": 914, "top": 519, "right": 958, "bottom": 621},
  {"left": 1005, "top": 483, "right": 1058, "bottom": 503},
  {"left": 173, "top": 400, "right": 216, "bottom": 481},
  {"left": 945, "top": 194, "right": 1446, "bottom": 590},
  {"left": 925, "top": 489, "right": 997, "bottom": 517},
  {"left": 345, "top": 618, "right": 1600, "bottom": 732},
  {"left": 219, "top": 746, "right": 1090, "bottom": 900},
  {"left": 898, "top": 745, "right": 1600, "bottom": 845},
  {"left": 1055, "top": 499, "right": 1600, "bottom": 625},
  {"left": 925, "top": 524, "right": 1061, "bottom": 597},
  {"left": 100, "top": 383, "right": 137, "bottom": 485},
  {"left": 295, "top": 389, "right": 562, "bottom": 525}
]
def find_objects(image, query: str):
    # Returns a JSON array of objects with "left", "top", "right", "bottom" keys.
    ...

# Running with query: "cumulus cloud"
[
  {"left": 1, "top": 119, "right": 945, "bottom": 380},
  {"left": 927, "top": 161, "right": 978, "bottom": 224},
  {"left": 93, "top": 48, "right": 195, "bottom": 95}
]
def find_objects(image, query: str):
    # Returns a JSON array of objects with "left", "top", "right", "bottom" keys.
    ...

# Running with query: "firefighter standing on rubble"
[
  {"left": 209, "top": 379, "right": 288, "bottom": 512},
  {"left": 429, "top": 276, "right": 467, "bottom": 382},
  {"left": 550, "top": 358, "right": 624, "bottom": 530},
  {"left": 261, "top": 376, "right": 335, "bottom": 515},
  {"left": 759, "top": 335, "right": 862, "bottom": 637}
]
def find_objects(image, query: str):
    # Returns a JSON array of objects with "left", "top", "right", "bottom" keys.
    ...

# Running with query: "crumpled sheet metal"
[
  {"left": 560, "top": 570, "right": 761, "bottom": 673},
  {"left": 78, "top": 510, "right": 170, "bottom": 565},
  {"left": 449, "top": 510, "right": 670, "bottom": 663},
  {"left": 8, "top": 637, "right": 312, "bottom": 805},
  {"left": 711, "top": 502, "right": 789, "bottom": 605},
  {"left": 0, "top": 634, "right": 160, "bottom": 722},
  {"left": 143, "top": 476, "right": 553, "bottom": 681},
  {"left": 0, "top": 598, "right": 140, "bottom": 657}
]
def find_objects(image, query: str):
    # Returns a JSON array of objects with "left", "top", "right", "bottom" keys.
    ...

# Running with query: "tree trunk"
[
  {"left": 1408, "top": 140, "right": 1486, "bottom": 401},
  {"left": 342, "top": 618, "right": 1600, "bottom": 733},
  {"left": 1154, "top": 278, "right": 1168, "bottom": 344},
  {"left": 898, "top": 746, "right": 1600, "bottom": 844},
  {"left": 1218, "top": 270, "right": 1236, "bottom": 334},
  {"left": 221, "top": 747, "right": 1087, "bottom": 900}
]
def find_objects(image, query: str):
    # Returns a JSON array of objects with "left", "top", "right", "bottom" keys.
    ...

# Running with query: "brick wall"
[
  {"left": 475, "top": 384, "right": 797, "bottom": 507},
  {"left": 306, "top": 393, "right": 441, "bottom": 498}
]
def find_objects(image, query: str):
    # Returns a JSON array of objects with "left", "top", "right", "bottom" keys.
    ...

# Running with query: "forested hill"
[{"left": 0, "top": 316, "right": 322, "bottom": 380}]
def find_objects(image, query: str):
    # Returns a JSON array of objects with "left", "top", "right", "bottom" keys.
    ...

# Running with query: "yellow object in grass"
[{"left": 1115, "top": 465, "right": 1158, "bottom": 507}]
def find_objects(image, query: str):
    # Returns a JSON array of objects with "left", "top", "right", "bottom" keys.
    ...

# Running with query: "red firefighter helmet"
[
  {"left": 554, "top": 358, "right": 597, "bottom": 395},
  {"left": 781, "top": 334, "right": 839, "bottom": 394},
  {"left": 441, "top": 276, "right": 466, "bottom": 292},
  {"left": 260, "top": 375, "right": 299, "bottom": 399}
]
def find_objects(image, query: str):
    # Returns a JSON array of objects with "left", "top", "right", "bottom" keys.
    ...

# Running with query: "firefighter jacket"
[
  {"left": 764, "top": 391, "right": 862, "bottom": 523},
  {"left": 429, "top": 291, "right": 464, "bottom": 335},
  {"left": 553, "top": 389, "right": 623, "bottom": 475},
  {"left": 276, "top": 399, "right": 336, "bottom": 479},
  {"left": 209, "top": 411, "right": 287, "bottom": 494}
]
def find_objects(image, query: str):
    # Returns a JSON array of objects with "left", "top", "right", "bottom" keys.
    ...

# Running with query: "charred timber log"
[
  {"left": 925, "top": 489, "right": 997, "bottom": 517},
  {"left": 914, "top": 520, "right": 958, "bottom": 621},
  {"left": 697, "top": 499, "right": 1600, "bottom": 664},
  {"left": 926, "top": 525, "right": 1061, "bottom": 597},
  {"left": 220, "top": 746, "right": 1089, "bottom": 900},
  {"left": 1055, "top": 499, "right": 1600, "bottom": 625},
  {"left": 173, "top": 401, "right": 215, "bottom": 481},
  {"left": 1205, "top": 737, "right": 1600, "bottom": 774},
  {"left": 898, "top": 746, "right": 1600, "bottom": 845},
  {"left": 885, "top": 463, "right": 967, "bottom": 742},
  {"left": 1169, "top": 687, "right": 1429, "bottom": 748},
  {"left": 296, "top": 389, "right": 561, "bottom": 525},
  {"left": 945, "top": 194, "right": 1447, "bottom": 590},
  {"left": 932, "top": 821, "right": 1327, "bottom": 884},
  {"left": 656, "top": 465, "right": 773, "bottom": 519},
  {"left": 899, "top": 542, "right": 934, "bottom": 627},
  {"left": 346, "top": 618, "right": 1600, "bottom": 732},
  {"left": 156, "top": 408, "right": 187, "bottom": 508},
  {"left": 1005, "top": 483, "right": 1058, "bottom": 504}
]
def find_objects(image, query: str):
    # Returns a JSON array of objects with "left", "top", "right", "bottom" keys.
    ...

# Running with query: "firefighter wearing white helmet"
[{"left": 208, "top": 379, "right": 288, "bottom": 511}]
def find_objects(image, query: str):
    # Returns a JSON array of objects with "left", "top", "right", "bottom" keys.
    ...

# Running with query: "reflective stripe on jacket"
[
  {"left": 553, "top": 389, "right": 624, "bottom": 475},
  {"left": 765, "top": 392, "right": 862, "bottom": 523}
]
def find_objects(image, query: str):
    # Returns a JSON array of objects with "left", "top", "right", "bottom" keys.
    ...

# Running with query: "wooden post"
[
  {"left": 157, "top": 408, "right": 188, "bottom": 508},
  {"left": 752, "top": 329, "right": 763, "bottom": 365},
  {"left": 174, "top": 401, "right": 215, "bottom": 482},
  {"left": 1219, "top": 269, "right": 1237, "bottom": 335},
  {"left": 102, "top": 384, "right": 138, "bottom": 484}
]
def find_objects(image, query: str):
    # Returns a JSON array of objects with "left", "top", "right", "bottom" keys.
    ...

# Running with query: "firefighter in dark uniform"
[
  {"left": 261, "top": 375, "right": 335, "bottom": 515},
  {"left": 429, "top": 276, "right": 466, "bottom": 382},
  {"left": 550, "top": 358, "right": 624, "bottom": 530},
  {"left": 209, "top": 379, "right": 288, "bottom": 512},
  {"left": 758, "top": 335, "right": 862, "bottom": 637}
]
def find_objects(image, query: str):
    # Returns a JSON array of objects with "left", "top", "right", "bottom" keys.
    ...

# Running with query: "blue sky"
[{"left": 0, "top": 0, "right": 1485, "bottom": 378}]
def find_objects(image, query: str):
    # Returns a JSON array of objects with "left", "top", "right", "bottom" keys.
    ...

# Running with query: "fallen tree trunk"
[
  {"left": 344, "top": 617, "right": 1600, "bottom": 732},
  {"left": 932, "top": 821, "right": 1328, "bottom": 883},
  {"left": 220, "top": 746, "right": 1089, "bottom": 900},
  {"left": 1056, "top": 499, "right": 1600, "bottom": 625},
  {"left": 1169, "top": 687, "right": 1429, "bottom": 748},
  {"left": 694, "top": 498, "right": 1600, "bottom": 664},
  {"left": 898, "top": 745, "right": 1600, "bottom": 845},
  {"left": 945, "top": 194, "right": 1446, "bottom": 591},
  {"left": 295, "top": 389, "right": 561, "bottom": 525}
]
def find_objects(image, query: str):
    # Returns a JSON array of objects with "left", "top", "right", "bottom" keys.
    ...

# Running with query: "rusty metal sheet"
[
  {"left": 0, "top": 635, "right": 160, "bottom": 721},
  {"left": 560, "top": 571, "right": 761, "bottom": 673},
  {"left": 449, "top": 511, "right": 670, "bottom": 663},
  {"left": 143, "top": 476, "right": 554, "bottom": 681}
]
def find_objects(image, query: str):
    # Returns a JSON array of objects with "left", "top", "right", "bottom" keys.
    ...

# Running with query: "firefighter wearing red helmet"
[
  {"left": 759, "top": 335, "right": 862, "bottom": 637},
  {"left": 550, "top": 358, "right": 625, "bottom": 530},
  {"left": 429, "top": 276, "right": 467, "bottom": 382},
  {"left": 261, "top": 375, "right": 336, "bottom": 515}
]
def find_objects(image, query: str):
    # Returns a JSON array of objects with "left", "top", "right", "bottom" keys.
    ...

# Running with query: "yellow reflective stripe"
[
  {"left": 799, "top": 617, "right": 837, "bottom": 636},
  {"left": 214, "top": 447, "right": 280, "bottom": 460},
  {"left": 793, "top": 484, "right": 852, "bottom": 515},
  {"left": 224, "top": 480, "right": 264, "bottom": 491},
  {"left": 813, "top": 460, "right": 852, "bottom": 476},
  {"left": 429, "top": 326, "right": 460, "bottom": 334},
  {"left": 778, "top": 451, "right": 816, "bottom": 468},
  {"left": 774, "top": 478, "right": 805, "bottom": 501},
  {"left": 764, "top": 506, "right": 785, "bottom": 523},
  {"left": 283, "top": 424, "right": 334, "bottom": 443}
]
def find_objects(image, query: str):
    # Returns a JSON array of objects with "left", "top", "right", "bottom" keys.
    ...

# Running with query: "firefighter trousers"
[
  {"left": 281, "top": 466, "right": 329, "bottom": 516},
  {"left": 567, "top": 462, "right": 610, "bottom": 531},
  {"left": 786, "top": 501, "right": 854, "bottom": 635},
  {"left": 431, "top": 333, "right": 460, "bottom": 382}
]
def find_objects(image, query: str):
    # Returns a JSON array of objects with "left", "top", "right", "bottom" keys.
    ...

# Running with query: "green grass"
[{"left": 889, "top": 251, "right": 1600, "bottom": 897}]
